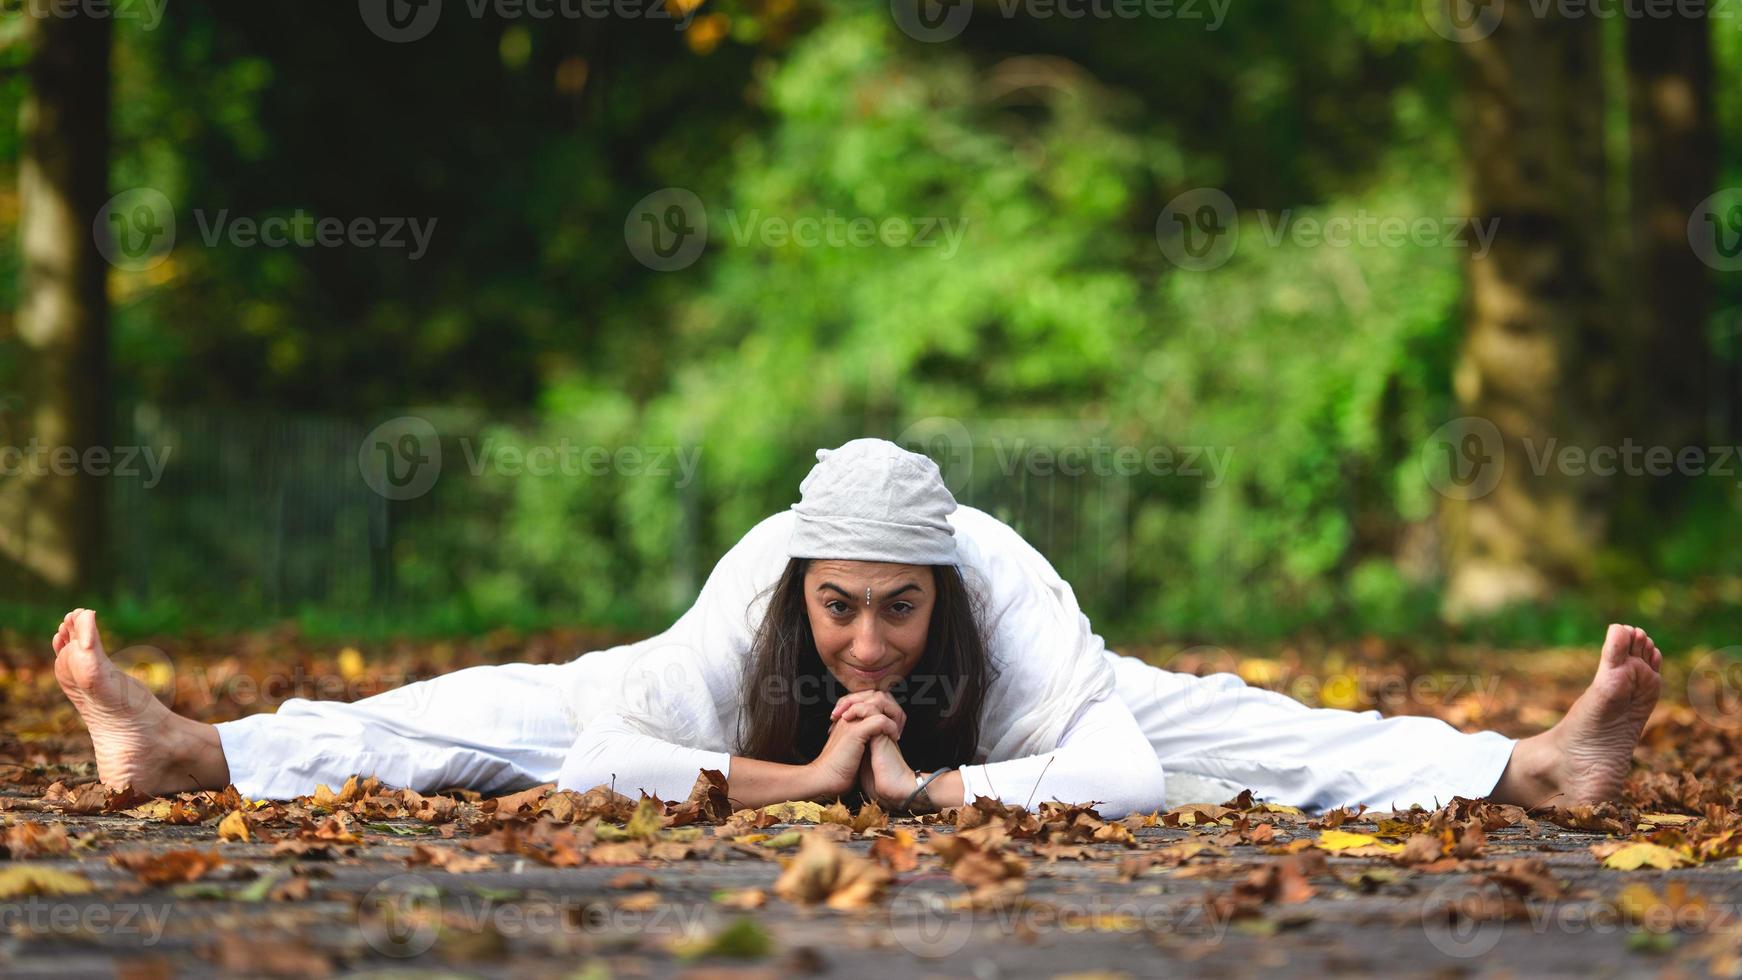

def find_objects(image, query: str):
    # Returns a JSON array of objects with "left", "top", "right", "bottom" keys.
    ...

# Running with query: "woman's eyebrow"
[{"left": 817, "top": 582, "right": 922, "bottom": 599}]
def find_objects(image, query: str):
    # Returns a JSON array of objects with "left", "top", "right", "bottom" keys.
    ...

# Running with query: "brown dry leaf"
[
  {"left": 870, "top": 829, "right": 920, "bottom": 872},
  {"left": 1034, "top": 842, "right": 1099, "bottom": 862},
  {"left": 308, "top": 814, "right": 361, "bottom": 844},
  {"left": 1161, "top": 803, "right": 1235, "bottom": 828},
  {"left": 931, "top": 833, "right": 1027, "bottom": 889},
  {"left": 1451, "top": 819, "right": 1486, "bottom": 859},
  {"left": 202, "top": 934, "right": 333, "bottom": 978},
  {"left": 616, "top": 891, "right": 663, "bottom": 912},
  {"left": 1396, "top": 833, "right": 1445, "bottom": 866},
  {"left": 405, "top": 843, "right": 494, "bottom": 873},
  {"left": 609, "top": 870, "right": 657, "bottom": 889},
  {"left": 1116, "top": 841, "right": 1228, "bottom": 880},
  {"left": 851, "top": 801, "right": 888, "bottom": 834},
  {"left": 42, "top": 780, "right": 110, "bottom": 815},
  {"left": 666, "top": 769, "right": 730, "bottom": 826},
  {"left": 491, "top": 783, "right": 552, "bottom": 820},
  {"left": 818, "top": 801, "right": 854, "bottom": 826},
  {"left": 714, "top": 887, "right": 767, "bottom": 910},
  {"left": 268, "top": 876, "right": 312, "bottom": 901},
  {"left": 271, "top": 839, "right": 347, "bottom": 860},
  {"left": 1479, "top": 858, "right": 1564, "bottom": 900},
  {"left": 590, "top": 841, "right": 650, "bottom": 865},
  {"left": 0, "top": 820, "right": 74, "bottom": 859},
  {"left": 773, "top": 833, "right": 892, "bottom": 909},
  {"left": 111, "top": 848, "right": 227, "bottom": 885}
]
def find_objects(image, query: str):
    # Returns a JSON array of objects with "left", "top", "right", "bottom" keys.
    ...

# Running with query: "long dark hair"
[{"left": 737, "top": 558, "right": 991, "bottom": 775}]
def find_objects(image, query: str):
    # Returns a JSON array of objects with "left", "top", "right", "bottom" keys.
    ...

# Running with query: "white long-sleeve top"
[{"left": 557, "top": 506, "right": 1167, "bottom": 817}]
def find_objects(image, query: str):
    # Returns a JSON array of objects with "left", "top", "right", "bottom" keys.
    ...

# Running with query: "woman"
[{"left": 51, "top": 439, "right": 1663, "bottom": 817}]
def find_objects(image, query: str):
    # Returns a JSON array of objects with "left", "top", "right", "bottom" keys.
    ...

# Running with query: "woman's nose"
[{"left": 851, "top": 616, "right": 886, "bottom": 663}]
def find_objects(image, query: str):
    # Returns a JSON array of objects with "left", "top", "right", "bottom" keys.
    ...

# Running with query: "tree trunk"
[
  {"left": 1442, "top": 2, "right": 1615, "bottom": 619},
  {"left": 1626, "top": 11, "right": 1713, "bottom": 452},
  {"left": 0, "top": 13, "right": 113, "bottom": 598}
]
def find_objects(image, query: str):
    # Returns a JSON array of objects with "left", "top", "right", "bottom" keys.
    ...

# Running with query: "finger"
[
  {"left": 831, "top": 690, "right": 874, "bottom": 720},
  {"left": 866, "top": 691, "right": 906, "bottom": 727}
]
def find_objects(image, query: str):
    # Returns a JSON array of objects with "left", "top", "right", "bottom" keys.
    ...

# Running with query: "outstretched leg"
[
  {"left": 52, "top": 608, "right": 228, "bottom": 795},
  {"left": 54, "top": 608, "right": 607, "bottom": 800},
  {"left": 1114, "top": 622, "right": 1665, "bottom": 811},
  {"left": 1490, "top": 623, "right": 1662, "bottom": 807}
]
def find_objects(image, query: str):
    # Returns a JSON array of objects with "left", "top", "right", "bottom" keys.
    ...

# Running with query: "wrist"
[{"left": 883, "top": 769, "right": 921, "bottom": 810}]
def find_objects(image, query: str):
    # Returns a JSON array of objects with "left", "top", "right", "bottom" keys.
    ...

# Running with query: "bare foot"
[
  {"left": 1494, "top": 623, "right": 1663, "bottom": 808},
  {"left": 52, "top": 609, "right": 225, "bottom": 796}
]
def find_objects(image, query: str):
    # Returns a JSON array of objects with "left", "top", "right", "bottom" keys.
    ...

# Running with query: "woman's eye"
[
  {"left": 825, "top": 601, "right": 851, "bottom": 615},
  {"left": 888, "top": 602, "right": 914, "bottom": 615}
]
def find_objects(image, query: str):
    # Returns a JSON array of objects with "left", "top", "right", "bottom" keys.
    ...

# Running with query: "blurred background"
[{"left": 0, "top": 0, "right": 1738, "bottom": 652}]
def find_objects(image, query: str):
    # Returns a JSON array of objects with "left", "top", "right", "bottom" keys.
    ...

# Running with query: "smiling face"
[{"left": 801, "top": 559, "right": 937, "bottom": 693}]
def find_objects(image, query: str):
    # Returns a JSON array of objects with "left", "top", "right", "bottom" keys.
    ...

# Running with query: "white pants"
[{"left": 216, "top": 648, "right": 1515, "bottom": 812}]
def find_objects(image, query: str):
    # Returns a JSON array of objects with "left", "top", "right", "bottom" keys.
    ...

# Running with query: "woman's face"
[{"left": 802, "top": 560, "right": 936, "bottom": 693}]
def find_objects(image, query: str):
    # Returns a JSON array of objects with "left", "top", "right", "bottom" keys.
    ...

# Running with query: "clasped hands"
[{"left": 808, "top": 689, "right": 927, "bottom": 811}]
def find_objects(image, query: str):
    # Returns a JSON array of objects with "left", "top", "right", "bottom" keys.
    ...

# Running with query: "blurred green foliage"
[{"left": 2, "top": 0, "right": 1739, "bottom": 648}]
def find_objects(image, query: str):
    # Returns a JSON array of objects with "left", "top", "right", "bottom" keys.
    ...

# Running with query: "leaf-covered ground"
[{"left": 2, "top": 628, "right": 1741, "bottom": 978}]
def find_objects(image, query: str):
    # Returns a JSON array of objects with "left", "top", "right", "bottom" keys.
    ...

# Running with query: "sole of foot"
[
  {"left": 52, "top": 608, "right": 185, "bottom": 796},
  {"left": 1549, "top": 622, "right": 1663, "bottom": 805}
]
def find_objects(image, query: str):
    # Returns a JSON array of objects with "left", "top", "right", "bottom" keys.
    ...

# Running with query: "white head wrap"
[{"left": 787, "top": 438, "right": 958, "bottom": 565}]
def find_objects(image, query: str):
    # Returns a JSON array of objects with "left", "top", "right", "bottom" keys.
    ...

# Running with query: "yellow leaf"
[
  {"left": 1636, "top": 813, "right": 1697, "bottom": 829},
  {"left": 761, "top": 801, "right": 826, "bottom": 824},
  {"left": 337, "top": 647, "right": 366, "bottom": 681},
  {"left": 217, "top": 810, "right": 252, "bottom": 843},
  {"left": 1315, "top": 830, "right": 1404, "bottom": 855},
  {"left": 1599, "top": 842, "right": 1694, "bottom": 871},
  {"left": 0, "top": 865, "right": 95, "bottom": 898}
]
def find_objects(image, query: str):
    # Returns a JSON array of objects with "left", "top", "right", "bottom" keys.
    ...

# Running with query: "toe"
[
  {"left": 1601, "top": 624, "right": 1632, "bottom": 668},
  {"left": 72, "top": 609, "right": 97, "bottom": 648}
]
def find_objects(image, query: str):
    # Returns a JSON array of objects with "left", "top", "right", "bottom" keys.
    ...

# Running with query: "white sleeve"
[
  {"left": 557, "top": 514, "right": 794, "bottom": 800},
  {"left": 956, "top": 696, "right": 1164, "bottom": 819},
  {"left": 557, "top": 643, "right": 736, "bottom": 800},
  {"left": 557, "top": 712, "right": 732, "bottom": 801}
]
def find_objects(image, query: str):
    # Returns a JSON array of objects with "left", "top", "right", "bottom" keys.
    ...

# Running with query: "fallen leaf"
[
  {"left": 0, "top": 865, "right": 95, "bottom": 898},
  {"left": 1593, "top": 841, "right": 1696, "bottom": 870},
  {"left": 762, "top": 801, "right": 827, "bottom": 824},
  {"left": 1314, "top": 830, "right": 1404, "bottom": 856},
  {"left": 217, "top": 810, "right": 253, "bottom": 843},
  {"left": 773, "top": 833, "right": 891, "bottom": 909},
  {"left": 405, "top": 843, "right": 494, "bottom": 873},
  {"left": 111, "top": 849, "right": 228, "bottom": 885}
]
